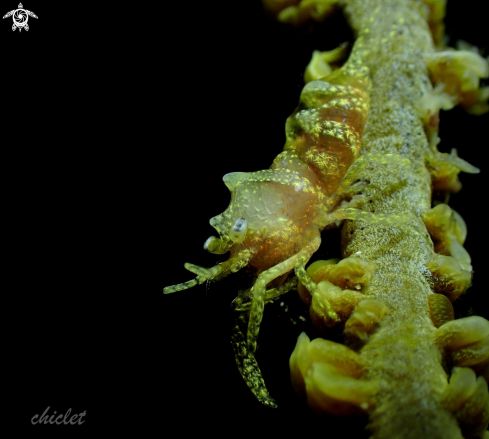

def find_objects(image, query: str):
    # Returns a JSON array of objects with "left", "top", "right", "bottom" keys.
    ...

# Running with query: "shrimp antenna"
[{"left": 163, "top": 255, "right": 249, "bottom": 294}]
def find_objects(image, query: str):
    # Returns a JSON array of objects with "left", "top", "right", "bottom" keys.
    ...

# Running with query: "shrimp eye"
[{"left": 229, "top": 217, "right": 248, "bottom": 243}]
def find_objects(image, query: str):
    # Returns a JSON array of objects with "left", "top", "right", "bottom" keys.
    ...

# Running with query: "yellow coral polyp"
[
  {"left": 344, "top": 298, "right": 389, "bottom": 341},
  {"left": 310, "top": 280, "right": 365, "bottom": 329},
  {"left": 425, "top": 254, "right": 472, "bottom": 302},
  {"left": 426, "top": 49, "right": 489, "bottom": 114},
  {"left": 304, "top": 44, "right": 349, "bottom": 83},
  {"left": 441, "top": 367, "right": 478, "bottom": 413},
  {"left": 305, "top": 362, "right": 378, "bottom": 415},
  {"left": 423, "top": 203, "right": 473, "bottom": 271},
  {"left": 451, "top": 336, "right": 489, "bottom": 369},
  {"left": 434, "top": 316, "right": 489, "bottom": 351},
  {"left": 423, "top": 203, "right": 461, "bottom": 248},
  {"left": 299, "top": 256, "right": 375, "bottom": 292},
  {"left": 290, "top": 332, "right": 377, "bottom": 416},
  {"left": 455, "top": 376, "right": 489, "bottom": 437},
  {"left": 327, "top": 256, "right": 376, "bottom": 291},
  {"left": 428, "top": 293, "right": 454, "bottom": 328}
]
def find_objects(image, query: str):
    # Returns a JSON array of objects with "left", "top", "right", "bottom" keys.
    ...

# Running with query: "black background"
[{"left": 4, "top": 0, "right": 487, "bottom": 436}]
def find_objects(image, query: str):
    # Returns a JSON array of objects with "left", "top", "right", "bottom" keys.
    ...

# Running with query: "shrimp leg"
[{"left": 247, "top": 235, "right": 329, "bottom": 353}]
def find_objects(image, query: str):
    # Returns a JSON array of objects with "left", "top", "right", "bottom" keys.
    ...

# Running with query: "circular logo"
[{"left": 13, "top": 9, "right": 27, "bottom": 26}]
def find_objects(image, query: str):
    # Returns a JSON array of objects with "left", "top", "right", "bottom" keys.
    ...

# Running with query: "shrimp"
[{"left": 164, "top": 35, "right": 414, "bottom": 406}]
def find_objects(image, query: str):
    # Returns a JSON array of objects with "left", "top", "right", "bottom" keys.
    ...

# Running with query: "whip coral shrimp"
[
  {"left": 164, "top": 35, "right": 417, "bottom": 406},
  {"left": 164, "top": 47, "right": 386, "bottom": 405}
]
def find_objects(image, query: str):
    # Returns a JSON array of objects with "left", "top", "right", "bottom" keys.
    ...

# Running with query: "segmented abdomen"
[{"left": 273, "top": 73, "right": 370, "bottom": 196}]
